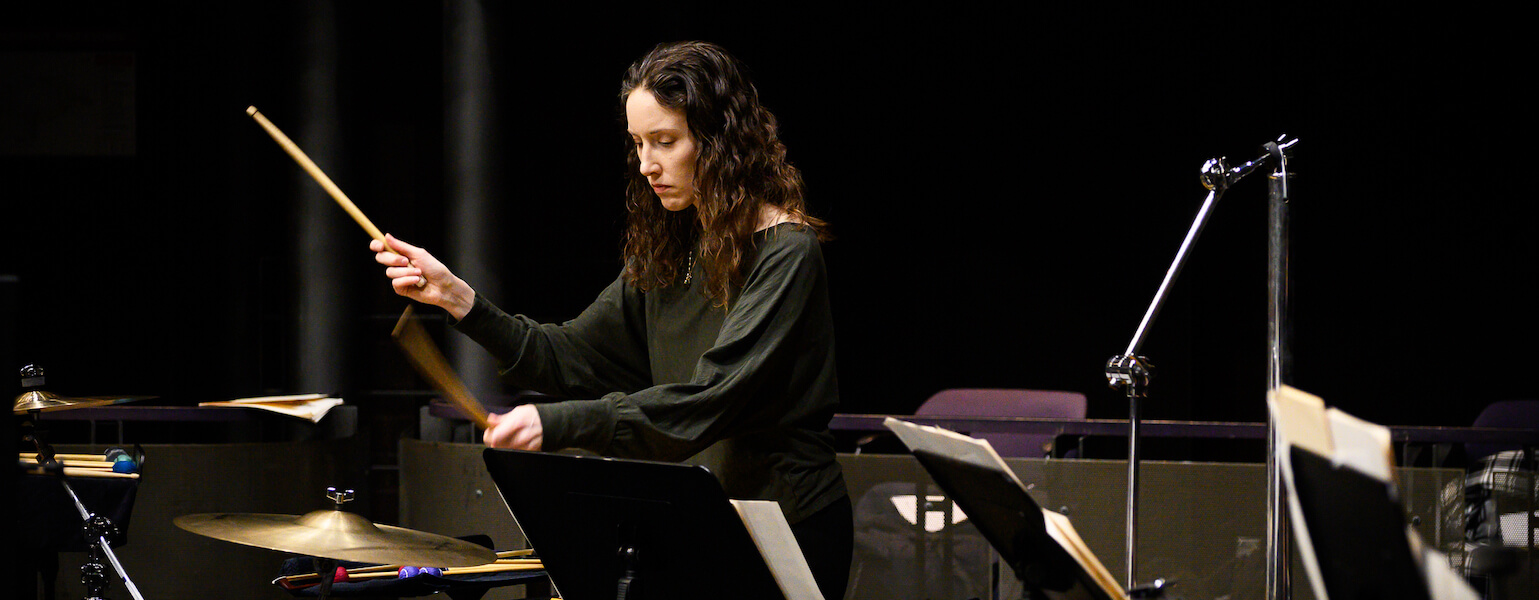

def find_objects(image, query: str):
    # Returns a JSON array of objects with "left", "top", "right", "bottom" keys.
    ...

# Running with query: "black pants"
[{"left": 789, "top": 495, "right": 854, "bottom": 600}]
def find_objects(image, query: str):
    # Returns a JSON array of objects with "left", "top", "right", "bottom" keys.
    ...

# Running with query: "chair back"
[
  {"left": 915, "top": 388, "right": 1088, "bottom": 458},
  {"left": 1469, "top": 399, "right": 1539, "bottom": 461}
]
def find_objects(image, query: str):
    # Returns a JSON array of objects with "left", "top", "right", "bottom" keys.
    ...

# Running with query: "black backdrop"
[{"left": 3, "top": 3, "right": 1535, "bottom": 457}]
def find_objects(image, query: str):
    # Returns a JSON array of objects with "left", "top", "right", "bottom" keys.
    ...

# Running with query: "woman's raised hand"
[{"left": 371, "top": 234, "right": 476, "bottom": 320}]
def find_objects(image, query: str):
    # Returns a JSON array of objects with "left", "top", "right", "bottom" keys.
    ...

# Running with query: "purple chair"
[
  {"left": 915, "top": 388, "right": 1088, "bottom": 458},
  {"left": 1468, "top": 399, "right": 1539, "bottom": 461}
]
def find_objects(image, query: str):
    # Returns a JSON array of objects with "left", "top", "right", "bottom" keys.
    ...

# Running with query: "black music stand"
[
  {"left": 884, "top": 418, "right": 1127, "bottom": 600},
  {"left": 481, "top": 449, "right": 786, "bottom": 600},
  {"left": 1286, "top": 448, "right": 1433, "bottom": 600},
  {"left": 909, "top": 448, "right": 1118, "bottom": 600}
]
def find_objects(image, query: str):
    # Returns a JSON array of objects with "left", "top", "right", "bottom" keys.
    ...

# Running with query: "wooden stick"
[
  {"left": 351, "top": 558, "right": 543, "bottom": 578},
  {"left": 288, "top": 558, "right": 543, "bottom": 581},
  {"left": 278, "top": 563, "right": 546, "bottom": 588},
  {"left": 247, "top": 105, "right": 424, "bottom": 290},
  {"left": 23, "top": 466, "right": 139, "bottom": 479},
  {"left": 276, "top": 554, "right": 542, "bottom": 585},
  {"left": 391, "top": 305, "right": 493, "bottom": 429},
  {"left": 20, "top": 457, "right": 116, "bottom": 469},
  {"left": 246, "top": 106, "right": 385, "bottom": 243},
  {"left": 25, "top": 453, "right": 110, "bottom": 463}
]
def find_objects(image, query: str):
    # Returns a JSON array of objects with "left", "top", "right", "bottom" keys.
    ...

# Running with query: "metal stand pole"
[
  {"left": 24, "top": 422, "right": 147, "bottom": 600},
  {"left": 59, "top": 476, "right": 147, "bottom": 600},
  {"left": 1106, "top": 181, "right": 1221, "bottom": 589},
  {"left": 1107, "top": 355, "right": 1152, "bottom": 588},
  {"left": 1106, "top": 136, "right": 1297, "bottom": 591},
  {"left": 1264, "top": 139, "right": 1295, "bottom": 600}
]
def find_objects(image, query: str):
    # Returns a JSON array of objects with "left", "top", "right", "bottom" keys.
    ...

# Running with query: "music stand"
[
  {"left": 884, "top": 418, "right": 1125, "bottom": 600},
  {"left": 1286, "top": 448, "right": 1431, "bottom": 600},
  {"left": 1270, "top": 385, "right": 1478, "bottom": 600},
  {"left": 910, "top": 449, "right": 1115, "bottom": 600},
  {"left": 481, "top": 449, "right": 786, "bottom": 600}
]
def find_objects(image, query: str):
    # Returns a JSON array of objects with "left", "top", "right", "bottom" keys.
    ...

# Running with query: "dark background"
[{"left": 3, "top": 3, "right": 1534, "bottom": 462}]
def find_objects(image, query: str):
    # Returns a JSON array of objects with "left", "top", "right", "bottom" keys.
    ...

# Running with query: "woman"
[{"left": 372, "top": 41, "right": 851, "bottom": 599}]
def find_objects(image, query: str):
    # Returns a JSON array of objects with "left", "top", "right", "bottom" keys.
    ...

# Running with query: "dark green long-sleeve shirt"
[{"left": 454, "top": 223, "right": 847, "bottom": 524}]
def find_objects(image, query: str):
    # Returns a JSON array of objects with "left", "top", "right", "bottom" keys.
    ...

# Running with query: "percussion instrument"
[
  {"left": 174, "top": 488, "right": 497, "bottom": 568},
  {"left": 13, "top": 389, "right": 152, "bottom": 414}
]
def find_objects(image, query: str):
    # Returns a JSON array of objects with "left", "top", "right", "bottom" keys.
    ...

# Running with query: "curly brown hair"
[{"left": 619, "top": 41, "right": 827, "bottom": 305}]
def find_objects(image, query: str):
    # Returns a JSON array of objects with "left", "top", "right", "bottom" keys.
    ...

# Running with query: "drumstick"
[
  {"left": 247, "top": 106, "right": 384, "bottom": 241},
  {"left": 22, "top": 465, "right": 139, "bottom": 479},
  {"left": 274, "top": 551, "right": 540, "bottom": 585},
  {"left": 246, "top": 106, "right": 424, "bottom": 287},
  {"left": 25, "top": 453, "right": 110, "bottom": 463},
  {"left": 347, "top": 563, "right": 546, "bottom": 581},
  {"left": 391, "top": 305, "right": 493, "bottom": 429},
  {"left": 20, "top": 457, "right": 116, "bottom": 469},
  {"left": 293, "top": 558, "right": 542, "bottom": 579},
  {"left": 274, "top": 561, "right": 546, "bottom": 588}
]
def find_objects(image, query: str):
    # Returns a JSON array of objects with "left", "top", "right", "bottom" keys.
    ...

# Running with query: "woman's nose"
[{"left": 638, "top": 147, "right": 660, "bottom": 176}]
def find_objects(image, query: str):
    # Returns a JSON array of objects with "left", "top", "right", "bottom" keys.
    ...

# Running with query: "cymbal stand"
[
  {"left": 311, "top": 556, "right": 340, "bottom": 600},
  {"left": 1105, "top": 136, "right": 1296, "bottom": 591},
  {"left": 308, "top": 488, "right": 354, "bottom": 600},
  {"left": 26, "top": 435, "right": 147, "bottom": 600},
  {"left": 1263, "top": 137, "right": 1296, "bottom": 600}
]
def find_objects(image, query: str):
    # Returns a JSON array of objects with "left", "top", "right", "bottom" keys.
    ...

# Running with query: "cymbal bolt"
[{"left": 327, "top": 487, "right": 356, "bottom": 508}]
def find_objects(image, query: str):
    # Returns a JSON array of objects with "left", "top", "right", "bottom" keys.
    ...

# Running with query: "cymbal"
[
  {"left": 13, "top": 390, "right": 154, "bottom": 414},
  {"left": 173, "top": 510, "right": 497, "bottom": 567}
]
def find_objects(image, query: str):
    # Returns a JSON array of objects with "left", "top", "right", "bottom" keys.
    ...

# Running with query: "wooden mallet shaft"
[
  {"left": 22, "top": 465, "right": 139, "bottom": 479},
  {"left": 25, "top": 453, "right": 110, "bottom": 463},
  {"left": 276, "top": 561, "right": 545, "bottom": 587},
  {"left": 391, "top": 305, "right": 492, "bottom": 429},
  {"left": 20, "top": 457, "right": 116, "bottom": 469},
  {"left": 280, "top": 556, "right": 540, "bottom": 582}
]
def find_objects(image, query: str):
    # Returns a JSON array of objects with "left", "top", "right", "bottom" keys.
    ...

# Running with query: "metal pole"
[
  {"left": 60, "top": 476, "right": 147, "bottom": 600},
  {"left": 1105, "top": 136, "right": 1295, "bottom": 595},
  {"left": 1126, "top": 391, "right": 1141, "bottom": 588},
  {"left": 1264, "top": 140, "right": 1293, "bottom": 600}
]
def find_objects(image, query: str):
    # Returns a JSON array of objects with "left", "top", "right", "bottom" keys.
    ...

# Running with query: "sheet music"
[
  {"left": 730, "top": 499, "right": 824, "bottom": 600},
  {"left": 1269, "top": 386, "right": 1345, "bottom": 600},
  {"left": 1326, "top": 407, "right": 1395, "bottom": 485},
  {"left": 198, "top": 393, "right": 343, "bottom": 423},
  {"left": 1042, "top": 510, "right": 1124, "bottom": 598},
  {"left": 1418, "top": 540, "right": 1480, "bottom": 600},
  {"left": 1270, "top": 386, "right": 1331, "bottom": 456},
  {"left": 882, "top": 416, "right": 1028, "bottom": 490}
]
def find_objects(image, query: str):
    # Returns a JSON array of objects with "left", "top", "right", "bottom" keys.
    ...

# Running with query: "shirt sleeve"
[
  {"left": 537, "top": 229, "right": 836, "bottom": 461},
  {"left": 453, "top": 274, "right": 654, "bottom": 400}
]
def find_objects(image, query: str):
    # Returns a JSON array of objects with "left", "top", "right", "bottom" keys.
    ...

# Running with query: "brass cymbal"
[
  {"left": 173, "top": 510, "right": 497, "bottom": 567},
  {"left": 13, "top": 390, "right": 154, "bottom": 414}
]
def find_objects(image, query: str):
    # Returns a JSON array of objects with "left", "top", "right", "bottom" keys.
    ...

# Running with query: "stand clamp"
[
  {"left": 82, "top": 515, "right": 120, "bottom": 599},
  {"left": 1104, "top": 355, "right": 1154, "bottom": 396}
]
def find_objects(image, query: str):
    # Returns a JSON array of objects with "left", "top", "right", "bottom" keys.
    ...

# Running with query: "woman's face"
[{"left": 626, "top": 88, "right": 698, "bottom": 211}]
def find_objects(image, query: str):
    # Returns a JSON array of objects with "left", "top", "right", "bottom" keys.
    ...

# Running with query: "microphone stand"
[
  {"left": 1104, "top": 136, "right": 1297, "bottom": 591},
  {"left": 1263, "top": 139, "right": 1295, "bottom": 600}
]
